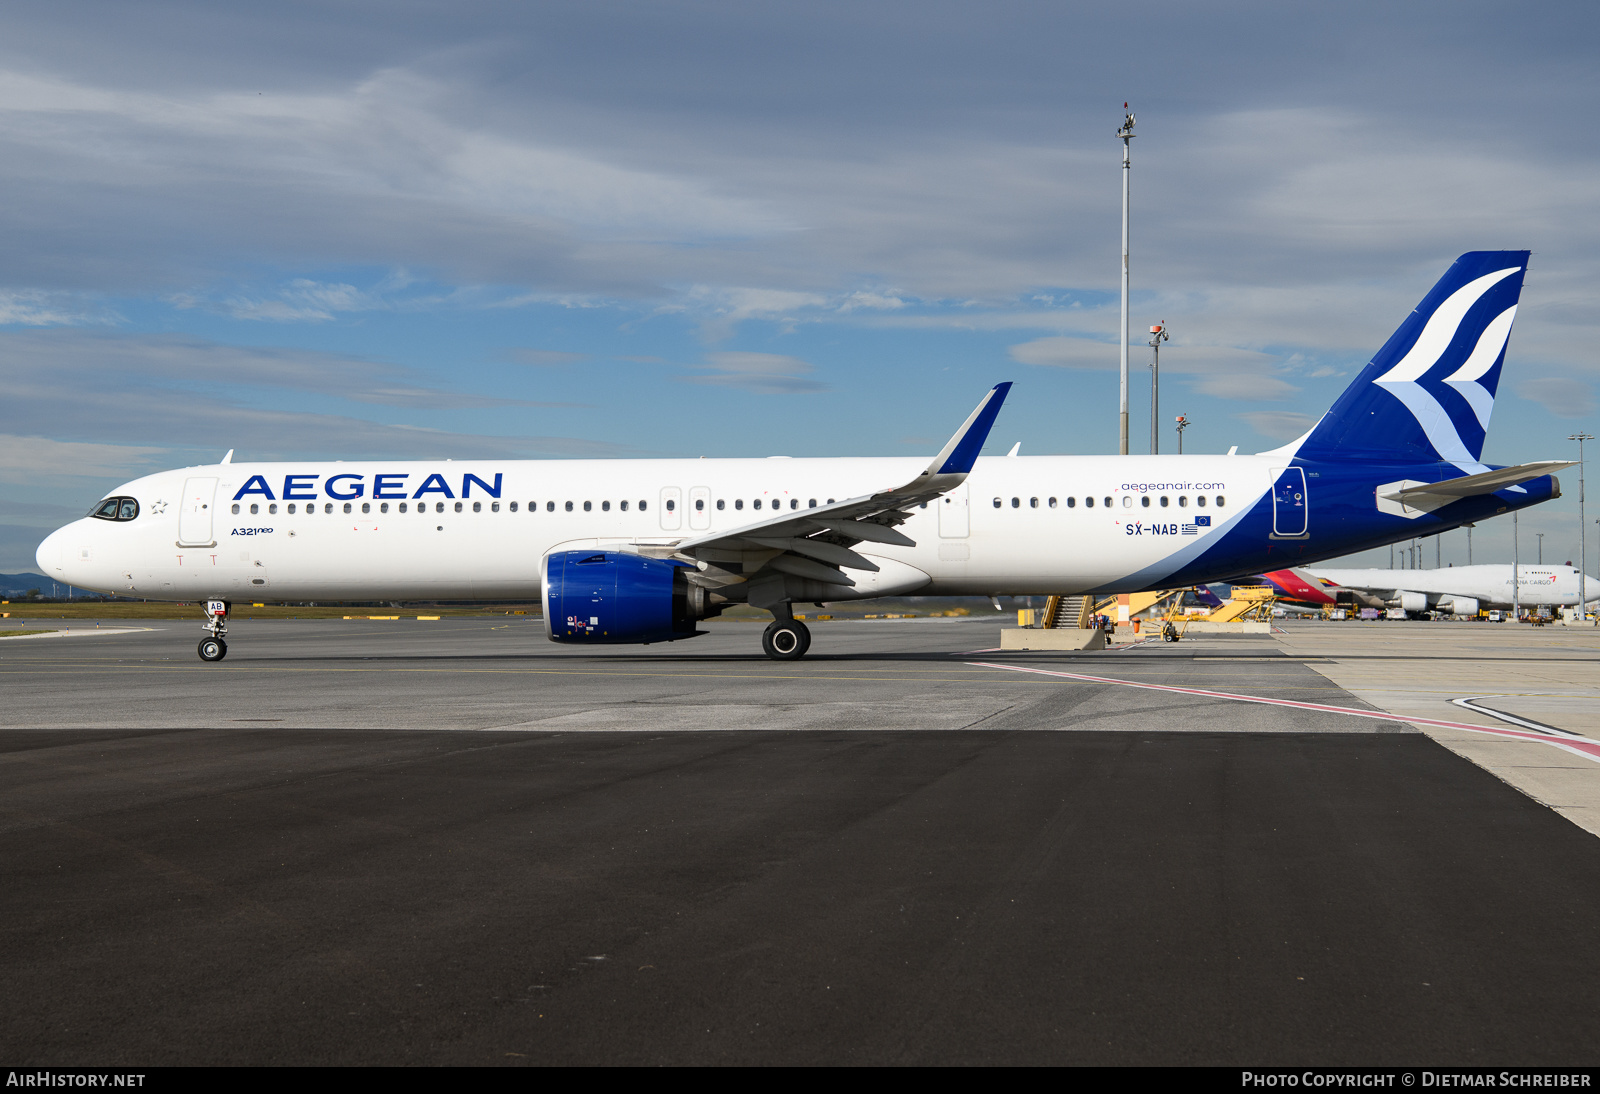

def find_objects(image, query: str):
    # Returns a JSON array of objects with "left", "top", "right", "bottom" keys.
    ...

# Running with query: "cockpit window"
[{"left": 90, "top": 496, "right": 139, "bottom": 522}]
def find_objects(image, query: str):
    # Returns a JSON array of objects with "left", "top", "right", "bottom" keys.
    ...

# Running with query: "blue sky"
[{"left": 2, "top": 1, "right": 1599, "bottom": 573}]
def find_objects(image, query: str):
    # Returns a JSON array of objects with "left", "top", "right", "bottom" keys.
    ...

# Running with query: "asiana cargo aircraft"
[{"left": 35, "top": 251, "right": 1575, "bottom": 662}]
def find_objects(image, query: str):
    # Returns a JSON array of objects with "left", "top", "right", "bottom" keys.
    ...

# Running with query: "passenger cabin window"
[
  {"left": 1178, "top": 496, "right": 1188, "bottom": 507},
  {"left": 809, "top": 499, "right": 817, "bottom": 508},
  {"left": 665, "top": 499, "right": 675, "bottom": 512},
  {"left": 1140, "top": 497, "right": 1150, "bottom": 508},
  {"left": 992, "top": 497, "right": 1001, "bottom": 508},
  {"left": 1159, "top": 496, "right": 1168, "bottom": 507},
  {"left": 326, "top": 503, "right": 336, "bottom": 514},
  {"left": 288, "top": 503, "right": 298, "bottom": 514},
  {"left": 250, "top": 503, "right": 259, "bottom": 515},
  {"left": 1048, "top": 497, "right": 1057, "bottom": 508},
  {"left": 735, "top": 499, "right": 744, "bottom": 510},
  {"left": 1030, "top": 497, "right": 1038, "bottom": 508},
  {"left": 693, "top": 500, "right": 702, "bottom": 511},
  {"left": 1104, "top": 497, "right": 1112, "bottom": 507},
  {"left": 1196, "top": 496, "right": 1206, "bottom": 508},
  {"left": 619, "top": 501, "right": 627, "bottom": 511},
  {"left": 509, "top": 501, "right": 518, "bottom": 512},
  {"left": 1217, "top": 496, "right": 1226, "bottom": 507},
  {"left": 548, "top": 501, "right": 556, "bottom": 512},
  {"left": 435, "top": 502, "right": 444, "bottom": 513},
  {"left": 1068, "top": 497, "right": 1077, "bottom": 508},
  {"left": 472, "top": 501, "right": 481, "bottom": 513},
  {"left": 1083, "top": 497, "right": 1092, "bottom": 508},
  {"left": 380, "top": 502, "right": 389, "bottom": 513},
  {"left": 269, "top": 503, "right": 278, "bottom": 515},
  {"left": 491, "top": 501, "right": 500, "bottom": 512},
  {"left": 1011, "top": 497, "right": 1020, "bottom": 508},
  {"left": 231, "top": 503, "right": 240, "bottom": 514},
  {"left": 362, "top": 502, "right": 371, "bottom": 514},
  {"left": 716, "top": 499, "right": 725, "bottom": 510},
  {"left": 565, "top": 501, "right": 574, "bottom": 512}
]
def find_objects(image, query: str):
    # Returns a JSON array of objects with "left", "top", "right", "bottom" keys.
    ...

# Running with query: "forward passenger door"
[{"left": 178, "top": 477, "right": 218, "bottom": 546}]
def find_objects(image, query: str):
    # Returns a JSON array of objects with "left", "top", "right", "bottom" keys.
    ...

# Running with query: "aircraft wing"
[{"left": 671, "top": 383, "right": 1011, "bottom": 601}]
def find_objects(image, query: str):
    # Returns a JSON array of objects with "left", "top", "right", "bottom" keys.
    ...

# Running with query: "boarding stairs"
[{"left": 1040, "top": 594, "right": 1095, "bottom": 629}]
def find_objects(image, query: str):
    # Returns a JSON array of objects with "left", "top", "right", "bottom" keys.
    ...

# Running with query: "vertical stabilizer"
[{"left": 1297, "top": 251, "right": 1529, "bottom": 468}]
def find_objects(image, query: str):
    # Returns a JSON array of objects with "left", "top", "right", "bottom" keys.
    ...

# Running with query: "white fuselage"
[
  {"left": 1308, "top": 564, "right": 1600, "bottom": 610},
  {"left": 38, "top": 454, "right": 1254, "bottom": 603}
]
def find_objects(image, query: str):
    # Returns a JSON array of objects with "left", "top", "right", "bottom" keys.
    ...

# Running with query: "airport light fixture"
[
  {"left": 1572, "top": 432, "right": 1593, "bottom": 615},
  {"left": 1149, "top": 323, "right": 1169, "bottom": 454},
  {"left": 1513, "top": 511, "right": 1520, "bottom": 621},
  {"left": 1536, "top": 532, "right": 1544, "bottom": 564},
  {"left": 1175, "top": 413, "right": 1190, "bottom": 454},
  {"left": 1117, "top": 105, "right": 1136, "bottom": 456}
]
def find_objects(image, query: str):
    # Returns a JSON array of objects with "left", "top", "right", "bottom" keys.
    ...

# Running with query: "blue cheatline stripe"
[{"left": 936, "top": 382, "right": 1012, "bottom": 475}]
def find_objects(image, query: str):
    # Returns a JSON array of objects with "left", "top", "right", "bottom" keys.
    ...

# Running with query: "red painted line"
[{"left": 965, "top": 660, "right": 1600, "bottom": 764}]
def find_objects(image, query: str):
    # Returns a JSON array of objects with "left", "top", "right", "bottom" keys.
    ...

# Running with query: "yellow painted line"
[{"left": 417, "top": 616, "right": 441, "bottom": 620}]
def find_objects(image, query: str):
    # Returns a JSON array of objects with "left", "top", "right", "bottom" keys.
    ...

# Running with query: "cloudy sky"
[{"left": 3, "top": 1, "right": 1598, "bottom": 572}]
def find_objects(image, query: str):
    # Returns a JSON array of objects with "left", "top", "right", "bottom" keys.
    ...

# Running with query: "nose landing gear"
[{"left": 198, "top": 599, "right": 229, "bottom": 662}]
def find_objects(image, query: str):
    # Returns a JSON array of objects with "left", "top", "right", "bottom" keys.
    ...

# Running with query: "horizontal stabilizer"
[
  {"left": 1383, "top": 461, "right": 1573, "bottom": 503},
  {"left": 1376, "top": 461, "right": 1572, "bottom": 519}
]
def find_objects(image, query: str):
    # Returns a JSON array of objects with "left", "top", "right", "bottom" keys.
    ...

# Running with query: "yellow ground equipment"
[{"left": 1204, "top": 584, "right": 1278, "bottom": 623}]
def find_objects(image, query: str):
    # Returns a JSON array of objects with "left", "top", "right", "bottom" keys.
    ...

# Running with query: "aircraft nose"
[{"left": 36, "top": 526, "right": 65, "bottom": 577}]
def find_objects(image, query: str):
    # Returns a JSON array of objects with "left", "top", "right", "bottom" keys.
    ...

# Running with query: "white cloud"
[
  {"left": 680, "top": 351, "right": 828, "bottom": 394},
  {"left": 0, "top": 290, "right": 108, "bottom": 327},
  {"left": 502, "top": 348, "right": 589, "bottom": 366},
  {"left": 1009, "top": 335, "right": 1298, "bottom": 400},
  {"left": 1516, "top": 377, "right": 1597, "bottom": 420},
  {"left": 1237, "top": 411, "right": 1319, "bottom": 441},
  {"left": 0, "top": 434, "right": 168, "bottom": 484}
]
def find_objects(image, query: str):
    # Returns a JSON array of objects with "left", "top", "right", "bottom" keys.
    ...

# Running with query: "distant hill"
[{"left": 0, "top": 572, "right": 52, "bottom": 595}]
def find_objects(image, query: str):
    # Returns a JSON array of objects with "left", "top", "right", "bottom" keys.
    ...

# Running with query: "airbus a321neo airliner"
[{"left": 35, "top": 251, "right": 1575, "bottom": 662}]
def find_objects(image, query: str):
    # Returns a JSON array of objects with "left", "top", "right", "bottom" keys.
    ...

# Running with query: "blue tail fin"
[{"left": 1296, "top": 251, "right": 1529, "bottom": 468}]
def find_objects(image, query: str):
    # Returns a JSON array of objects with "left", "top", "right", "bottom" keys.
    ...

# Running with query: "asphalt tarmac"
[{"left": 2, "top": 618, "right": 1598, "bottom": 1065}]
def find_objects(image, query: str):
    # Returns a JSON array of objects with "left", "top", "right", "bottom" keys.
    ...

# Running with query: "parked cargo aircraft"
[
  {"left": 1278, "top": 564, "right": 1599, "bottom": 617},
  {"left": 35, "top": 251, "right": 1574, "bottom": 661}
]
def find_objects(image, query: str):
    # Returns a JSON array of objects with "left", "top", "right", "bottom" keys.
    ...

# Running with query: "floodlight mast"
[
  {"left": 1148, "top": 322, "right": 1168, "bottom": 454},
  {"left": 1573, "top": 432, "right": 1593, "bottom": 616},
  {"left": 1118, "top": 105, "right": 1135, "bottom": 456},
  {"left": 1175, "top": 413, "right": 1189, "bottom": 455}
]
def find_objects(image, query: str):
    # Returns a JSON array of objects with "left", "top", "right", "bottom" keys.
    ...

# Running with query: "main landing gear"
[
  {"left": 198, "top": 599, "right": 229, "bottom": 662},
  {"left": 762, "top": 617, "right": 811, "bottom": 661}
]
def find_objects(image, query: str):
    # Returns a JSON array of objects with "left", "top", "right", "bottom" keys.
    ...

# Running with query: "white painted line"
[
  {"left": 0, "top": 627, "right": 158, "bottom": 641},
  {"left": 966, "top": 660, "right": 1600, "bottom": 764},
  {"left": 1451, "top": 696, "right": 1589, "bottom": 739}
]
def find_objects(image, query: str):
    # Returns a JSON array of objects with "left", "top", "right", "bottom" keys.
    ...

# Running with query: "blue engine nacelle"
[{"left": 544, "top": 550, "right": 717, "bottom": 644}]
